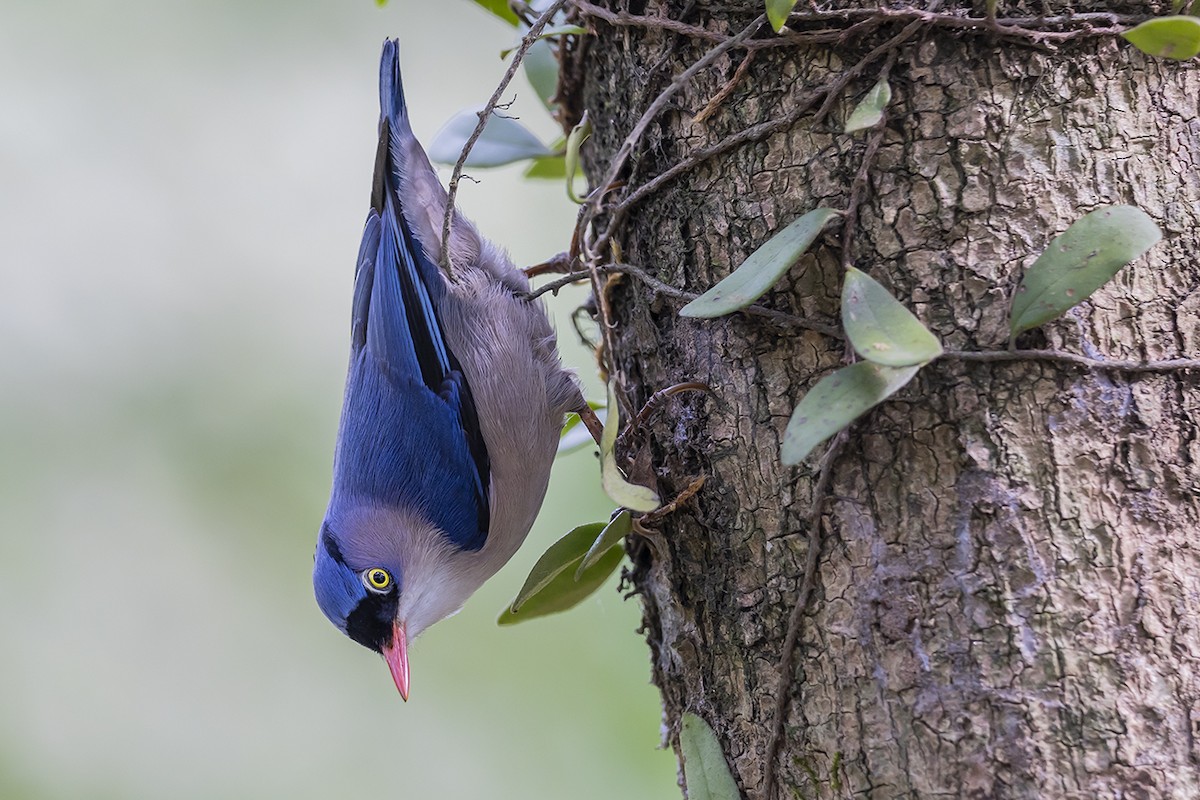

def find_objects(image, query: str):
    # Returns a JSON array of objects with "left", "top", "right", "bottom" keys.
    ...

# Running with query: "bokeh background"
[{"left": 0, "top": 1, "right": 676, "bottom": 797}]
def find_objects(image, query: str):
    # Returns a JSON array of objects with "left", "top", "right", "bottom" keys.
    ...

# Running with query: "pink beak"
[{"left": 383, "top": 620, "right": 409, "bottom": 701}]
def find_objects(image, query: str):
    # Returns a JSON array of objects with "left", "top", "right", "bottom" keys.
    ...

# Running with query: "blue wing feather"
[{"left": 330, "top": 40, "right": 490, "bottom": 551}]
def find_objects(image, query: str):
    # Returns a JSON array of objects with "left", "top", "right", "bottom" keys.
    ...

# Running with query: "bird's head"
[{"left": 313, "top": 505, "right": 479, "bottom": 700}]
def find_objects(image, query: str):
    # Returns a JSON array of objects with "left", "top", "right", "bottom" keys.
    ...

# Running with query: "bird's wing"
[{"left": 332, "top": 42, "right": 490, "bottom": 552}]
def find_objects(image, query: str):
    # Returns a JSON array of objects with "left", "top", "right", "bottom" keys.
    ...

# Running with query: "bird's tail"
[
  {"left": 378, "top": 38, "right": 415, "bottom": 147},
  {"left": 373, "top": 38, "right": 484, "bottom": 277}
]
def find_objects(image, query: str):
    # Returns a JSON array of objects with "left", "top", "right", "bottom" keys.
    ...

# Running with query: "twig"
[
  {"left": 573, "top": 0, "right": 1141, "bottom": 46},
  {"left": 763, "top": 430, "right": 848, "bottom": 800},
  {"left": 595, "top": 17, "right": 924, "bottom": 255},
  {"left": 943, "top": 349, "right": 1200, "bottom": 373},
  {"left": 622, "top": 382, "right": 714, "bottom": 444},
  {"left": 640, "top": 474, "right": 707, "bottom": 526},
  {"left": 440, "top": 0, "right": 568, "bottom": 277},
  {"left": 578, "top": 13, "right": 767, "bottom": 249},
  {"left": 693, "top": 50, "right": 757, "bottom": 124}
]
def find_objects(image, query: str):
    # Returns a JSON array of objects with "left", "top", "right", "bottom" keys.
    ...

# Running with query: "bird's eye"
[{"left": 363, "top": 568, "right": 393, "bottom": 592}]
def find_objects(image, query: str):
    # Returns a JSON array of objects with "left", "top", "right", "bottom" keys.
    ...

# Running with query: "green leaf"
[
  {"left": 766, "top": 0, "right": 799, "bottom": 33},
  {"left": 467, "top": 0, "right": 520, "bottom": 26},
  {"left": 524, "top": 36, "right": 560, "bottom": 110},
  {"left": 844, "top": 78, "right": 892, "bottom": 133},
  {"left": 680, "top": 208, "right": 840, "bottom": 318},
  {"left": 1010, "top": 205, "right": 1162, "bottom": 338},
  {"left": 601, "top": 382, "right": 660, "bottom": 512},
  {"left": 576, "top": 510, "right": 632, "bottom": 579},
  {"left": 565, "top": 113, "right": 592, "bottom": 203},
  {"left": 428, "top": 108, "right": 553, "bottom": 168},
  {"left": 524, "top": 155, "right": 568, "bottom": 179},
  {"left": 782, "top": 362, "right": 920, "bottom": 465},
  {"left": 558, "top": 408, "right": 605, "bottom": 456},
  {"left": 498, "top": 522, "right": 624, "bottom": 624},
  {"left": 842, "top": 267, "right": 942, "bottom": 366},
  {"left": 375, "top": 0, "right": 387, "bottom": 6},
  {"left": 680, "top": 713, "right": 742, "bottom": 800},
  {"left": 501, "top": 25, "right": 587, "bottom": 58},
  {"left": 1123, "top": 15, "right": 1200, "bottom": 60}
]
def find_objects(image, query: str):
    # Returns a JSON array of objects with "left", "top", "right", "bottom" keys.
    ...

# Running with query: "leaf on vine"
[
  {"left": 468, "top": 0, "right": 520, "bottom": 26},
  {"left": 576, "top": 510, "right": 632, "bottom": 578},
  {"left": 498, "top": 521, "right": 624, "bottom": 624},
  {"left": 844, "top": 78, "right": 892, "bottom": 133},
  {"left": 565, "top": 113, "right": 592, "bottom": 203},
  {"left": 428, "top": 108, "right": 553, "bottom": 168},
  {"left": 1123, "top": 15, "right": 1200, "bottom": 60},
  {"left": 1009, "top": 205, "right": 1162, "bottom": 338},
  {"left": 782, "top": 362, "right": 920, "bottom": 465},
  {"left": 500, "top": 24, "right": 588, "bottom": 58},
  {"left": 680, "top": 713, "right": 742, "bottom": 800},
  {"left": 601, "top": 382, "right": 661, "bottom": 511},
  {"left": 680, "top": 207, "right": 840, "bottom": 318},
  {"left": 524, "top": 36, "right": 561, "bottom": 110},
  {"left": 765, "top": 0, "right": 799, "bottom": 33},
  {"left": 524, "top": 155, "right": 568, "bottom": 179},
  {"left": 842, "top": 267, "right": 943, "bottom": 366}
]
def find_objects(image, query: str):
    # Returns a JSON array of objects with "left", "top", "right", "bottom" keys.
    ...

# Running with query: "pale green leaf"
[
  {"left": 498, "top": 522, "right": 623, "bottom": 624},
  {"left": 576, "top": 511, "right": 632, "bottom": 578},
  {"left": 524, "top": 155, "right": 567, "bottom": 179},
  {"left": 601, "top": 382, "right": 660, "bottom": 511},
  {"left": 782, "top": 362, "right": 920, "bottom": 465},
  {"left": 680, "top": 208, "right": 840, "bottom": 318},
  {"left": 844, "top": 78, "right": 892, "bottom": 133},
  {"left": 565, "top": 113, "right": 592, "bottom": 203},
  {"left": 766, "top": 0, "right": 799, "bottom": 32},
  {"left": 523, "top": 37, "right": 560, "bottom": 110},
  {"left": 680, "top": 713, "right": 742, "bottom": 800},
  {"left": 467, "top": 0, "right": 520, "bottom": 26},
  {"left": 428, "top": 108, "right": 552, "bottom": 168},
  {"left": 1123, "top": 15, "right": 1200, "bottom": 60},
  {"left": 842, "top": 267, "right": 942, "bottom": 366},
  {"left": 501, "top": 25, "right": 588, "bottom": 58},
  {"left": 558, "top": 408, "right": 606, "bottom": 456},
  {"left": 1010, "top": 205, "right": 1161, "bottom": 338}
]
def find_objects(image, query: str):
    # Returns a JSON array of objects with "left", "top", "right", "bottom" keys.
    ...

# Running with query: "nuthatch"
[{"left": 313, "top": 40, "right": 584, "bottom": 699}]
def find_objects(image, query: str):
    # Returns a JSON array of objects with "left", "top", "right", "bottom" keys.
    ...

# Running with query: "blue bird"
[{"left": 314, "top": 40, "right": 584, "bottom": 699}]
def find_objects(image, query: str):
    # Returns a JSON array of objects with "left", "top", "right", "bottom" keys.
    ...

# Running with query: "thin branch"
[
  {"left": 763, "top": 429, "right": 849, "bottom": 800},
  {"left": 572, "top": 0, "right": 862, "bottom": 50},
  {"left": 578, "top": 13, "right": 767, "bottom": 245},
  {"left": 440, "top": 0, "right": 568, "bottom": 277},
  {"left": 693, "top": 49, "right": 757, "bottom": 124},
  {"left": 595, "top": 17, "right": 924, "bottom": 255},
  {"left": 574, "top": 0, "right": 1142, "bottom": 46},
  {"left": 943, "top": 349, "right": 1200, "bottom": 373},
  {"left": 640, "top": 474, "right": 707, "bottom": 526}
]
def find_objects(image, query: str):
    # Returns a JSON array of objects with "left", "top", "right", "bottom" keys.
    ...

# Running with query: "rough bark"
[{"left": 567, "top": 2, "right": 1200, "bottom": 797}]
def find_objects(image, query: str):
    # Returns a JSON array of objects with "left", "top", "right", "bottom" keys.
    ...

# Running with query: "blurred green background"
[{"left": 0, "top": 1, "right": 676, "bottom": 797}]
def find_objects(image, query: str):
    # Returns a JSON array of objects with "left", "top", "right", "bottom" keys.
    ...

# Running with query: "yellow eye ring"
[{"left": 363, "top": 568, "right": 392, "bottom": 592}]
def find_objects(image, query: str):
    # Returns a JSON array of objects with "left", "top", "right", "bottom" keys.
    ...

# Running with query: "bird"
[{"left": 313, "top": 39, "right": 586, "bottom": 700}]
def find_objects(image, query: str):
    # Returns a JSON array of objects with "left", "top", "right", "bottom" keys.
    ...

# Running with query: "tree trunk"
[{"left": 566, "top": 2, "right": 1200, "bottom": 797}]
